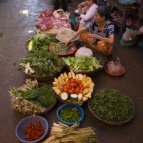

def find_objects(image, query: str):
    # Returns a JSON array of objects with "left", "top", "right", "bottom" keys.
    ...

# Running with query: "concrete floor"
[{"left": 0, "top": 0, "right": 143, "bottom": 143}]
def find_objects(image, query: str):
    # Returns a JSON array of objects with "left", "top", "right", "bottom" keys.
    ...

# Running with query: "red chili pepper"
[{"left": 24, "top": 121, "right": 45, "bottom": 141}]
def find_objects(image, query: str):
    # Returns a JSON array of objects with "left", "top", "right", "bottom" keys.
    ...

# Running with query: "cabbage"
[{"left": 107, "top": 57, "right": 124, "bottom": 74}]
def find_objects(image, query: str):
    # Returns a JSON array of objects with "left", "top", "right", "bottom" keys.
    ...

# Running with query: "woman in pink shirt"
[{"left": 78, "top": 0, "right": 98, "bottom": 29}]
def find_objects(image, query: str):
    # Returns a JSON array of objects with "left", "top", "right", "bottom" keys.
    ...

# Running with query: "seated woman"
[
  {"left": 77, "top": 0, "right": 98, "bottom": 29},
  {"left": 65, "top": 5, "right": 114, "bottom": 56}
]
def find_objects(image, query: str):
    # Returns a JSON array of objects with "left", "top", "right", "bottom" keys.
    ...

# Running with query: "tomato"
[
  {"left": 70, "top": 83, "right": 74, "bottom": 87},
  {"left": 67, "top": 80, "right": 71, "bottom": 84},
  {"left": 73, "top": 83, "right": 78, "bottom": 88},
  {"left": 71, "top": 87, "right": 76, "bottom": 93},
  {"left": 66, "top": 84, "right": 71, "bottom": 89},
  {"left": 64, "top": 88, "right": 68, "bottom": 92},
  {"left": 76, "top": 88, "right": 80, "bottom": 94},
  {"left": 68, "top": 89, "right": 73, "bottom": 94},
  {"left": 76, "top": 80, "right": 81, "bottom": 85},
  {"left": 80, "top": 86, "right": 84, "bottom": 90},
  {"left": 80, "top": 90, "right": 83, "bottom": 94},
  {"left": 79, "top": 84, "right": 83, "bottom": 88}
]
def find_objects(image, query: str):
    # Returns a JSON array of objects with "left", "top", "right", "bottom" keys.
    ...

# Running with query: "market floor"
[{"left": 0, "top": 0, "right": 143, "bottom": 143}]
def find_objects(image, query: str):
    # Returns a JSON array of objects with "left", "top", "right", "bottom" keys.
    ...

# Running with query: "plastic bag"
[
  {"left": 75, "top": 46, "right": 93, "bottom": 57},
  {"left": 122, "top": 28, "right": 138, "bottom": 43},
  {"left": 137, "top": 25, "right": 143, "bottom": 35}
]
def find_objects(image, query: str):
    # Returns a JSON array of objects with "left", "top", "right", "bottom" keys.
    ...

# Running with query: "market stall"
[{"left": 8, "top": 6, "right": 137, "bottom": 143}]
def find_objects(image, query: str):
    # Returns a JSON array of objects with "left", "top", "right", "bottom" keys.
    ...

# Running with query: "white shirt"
[{"left": 80, "top": 3, "right": 98, "bottom": 21}]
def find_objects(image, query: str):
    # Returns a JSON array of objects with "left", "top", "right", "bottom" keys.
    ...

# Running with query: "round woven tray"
[{"left": 88, "top": 101, "right": 135, "bottom": 125}]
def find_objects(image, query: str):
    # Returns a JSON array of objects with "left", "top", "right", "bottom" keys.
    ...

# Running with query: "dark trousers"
[{"left": 54, "top": 0, "right": 68, "bottom": 12}]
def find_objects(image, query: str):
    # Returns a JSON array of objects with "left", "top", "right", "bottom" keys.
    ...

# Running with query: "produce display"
[
  {"left": 62, "top": 56, "right": 103, "bottom": 73},
  {"left": 43, "top": 122, "right": 99, "bottom": 143},
  {"left": 18, "top": 50, "right": 65, "bottom": 77},
  {"left": 27, "top": 33, "right": 57, "bottom": 51},
  {"left": 52, "top": 71, "right": 94, "bottom": 103},
  {"left": 11, "top": 6, "right": 135, "bottom": 143},
  {"left": 59, "top": 108, "right": 81, "bottom": 122},
  {"left": 9, "top": 79, "right": 57, "bottom": 115},
  {"left": 24, "top": 121, "right": 44, "bottom": 141},
  {"left": 88, "top": 89, "right": 135, "bottom": 124}
]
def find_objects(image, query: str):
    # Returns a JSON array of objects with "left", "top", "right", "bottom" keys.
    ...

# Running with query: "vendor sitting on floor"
[{"left": 65, "top": 5, "right": 114, "bottom": 56}]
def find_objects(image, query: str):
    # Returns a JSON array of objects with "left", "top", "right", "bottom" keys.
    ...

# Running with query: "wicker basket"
[{"left": 88, "top": 100, "right": 135, "bottom": 125}]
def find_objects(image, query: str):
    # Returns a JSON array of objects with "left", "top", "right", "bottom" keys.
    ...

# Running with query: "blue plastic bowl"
[
  {"left": 15, "top": 116, "right": 48, "bottom": 143},
  {"left": 56, "top": 104, "right": 84, "bottom": 125}
]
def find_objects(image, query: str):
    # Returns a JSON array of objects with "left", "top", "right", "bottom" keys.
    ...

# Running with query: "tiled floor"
[{"left": 0, "top": 0, "right": 143, "bottom": 143}]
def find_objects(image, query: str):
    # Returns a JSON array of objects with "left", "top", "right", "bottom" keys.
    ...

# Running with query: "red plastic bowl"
[
  {"left": 104, "top": 64, "right": 125, "bottom": 77},
  {"left": 49, "top": 42, "right": 77, "bottom": 56}
]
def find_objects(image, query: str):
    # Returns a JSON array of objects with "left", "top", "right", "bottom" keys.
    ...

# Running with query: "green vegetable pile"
[
  {"left": 62, "top": 56, "right": 103, "bottom": 73},
  {"left": 18, "top": 50, "right": 65, "bottom": 77},
  {"left": 89, "top": 89, "right": 135, "bottom": 123},
  {"left": 27, "top": 33, "right": 57, "bottom": 51},
  {"left": 59, "top": 108, "right": 81, "bottom": 122},
  {"left": 21, "top": 85, "right": 57, "bottom": 108},
  {"left": 9, "top": 79, "right": 57, "bottom": 115}
]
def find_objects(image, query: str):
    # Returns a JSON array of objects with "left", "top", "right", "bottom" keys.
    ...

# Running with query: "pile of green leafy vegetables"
[
  {"left": 62, "top": 56, "right": 103, "bottom": 73},
  {"left": 21, "top": 85, "right": 57, "bottom": 108},
  {"left": 89, "top": 89, "right": 135, "bottom": 123},
  {"left": 18, "top": 50, "right": 65, "bottom": 77},
  {"left": 27, "top": 33, "right": 57, "bottom": 51}
]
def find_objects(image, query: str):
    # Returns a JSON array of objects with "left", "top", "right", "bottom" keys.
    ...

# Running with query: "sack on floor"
[{"left": 80, "top": 31, "right": 113, "bottom": 56}]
